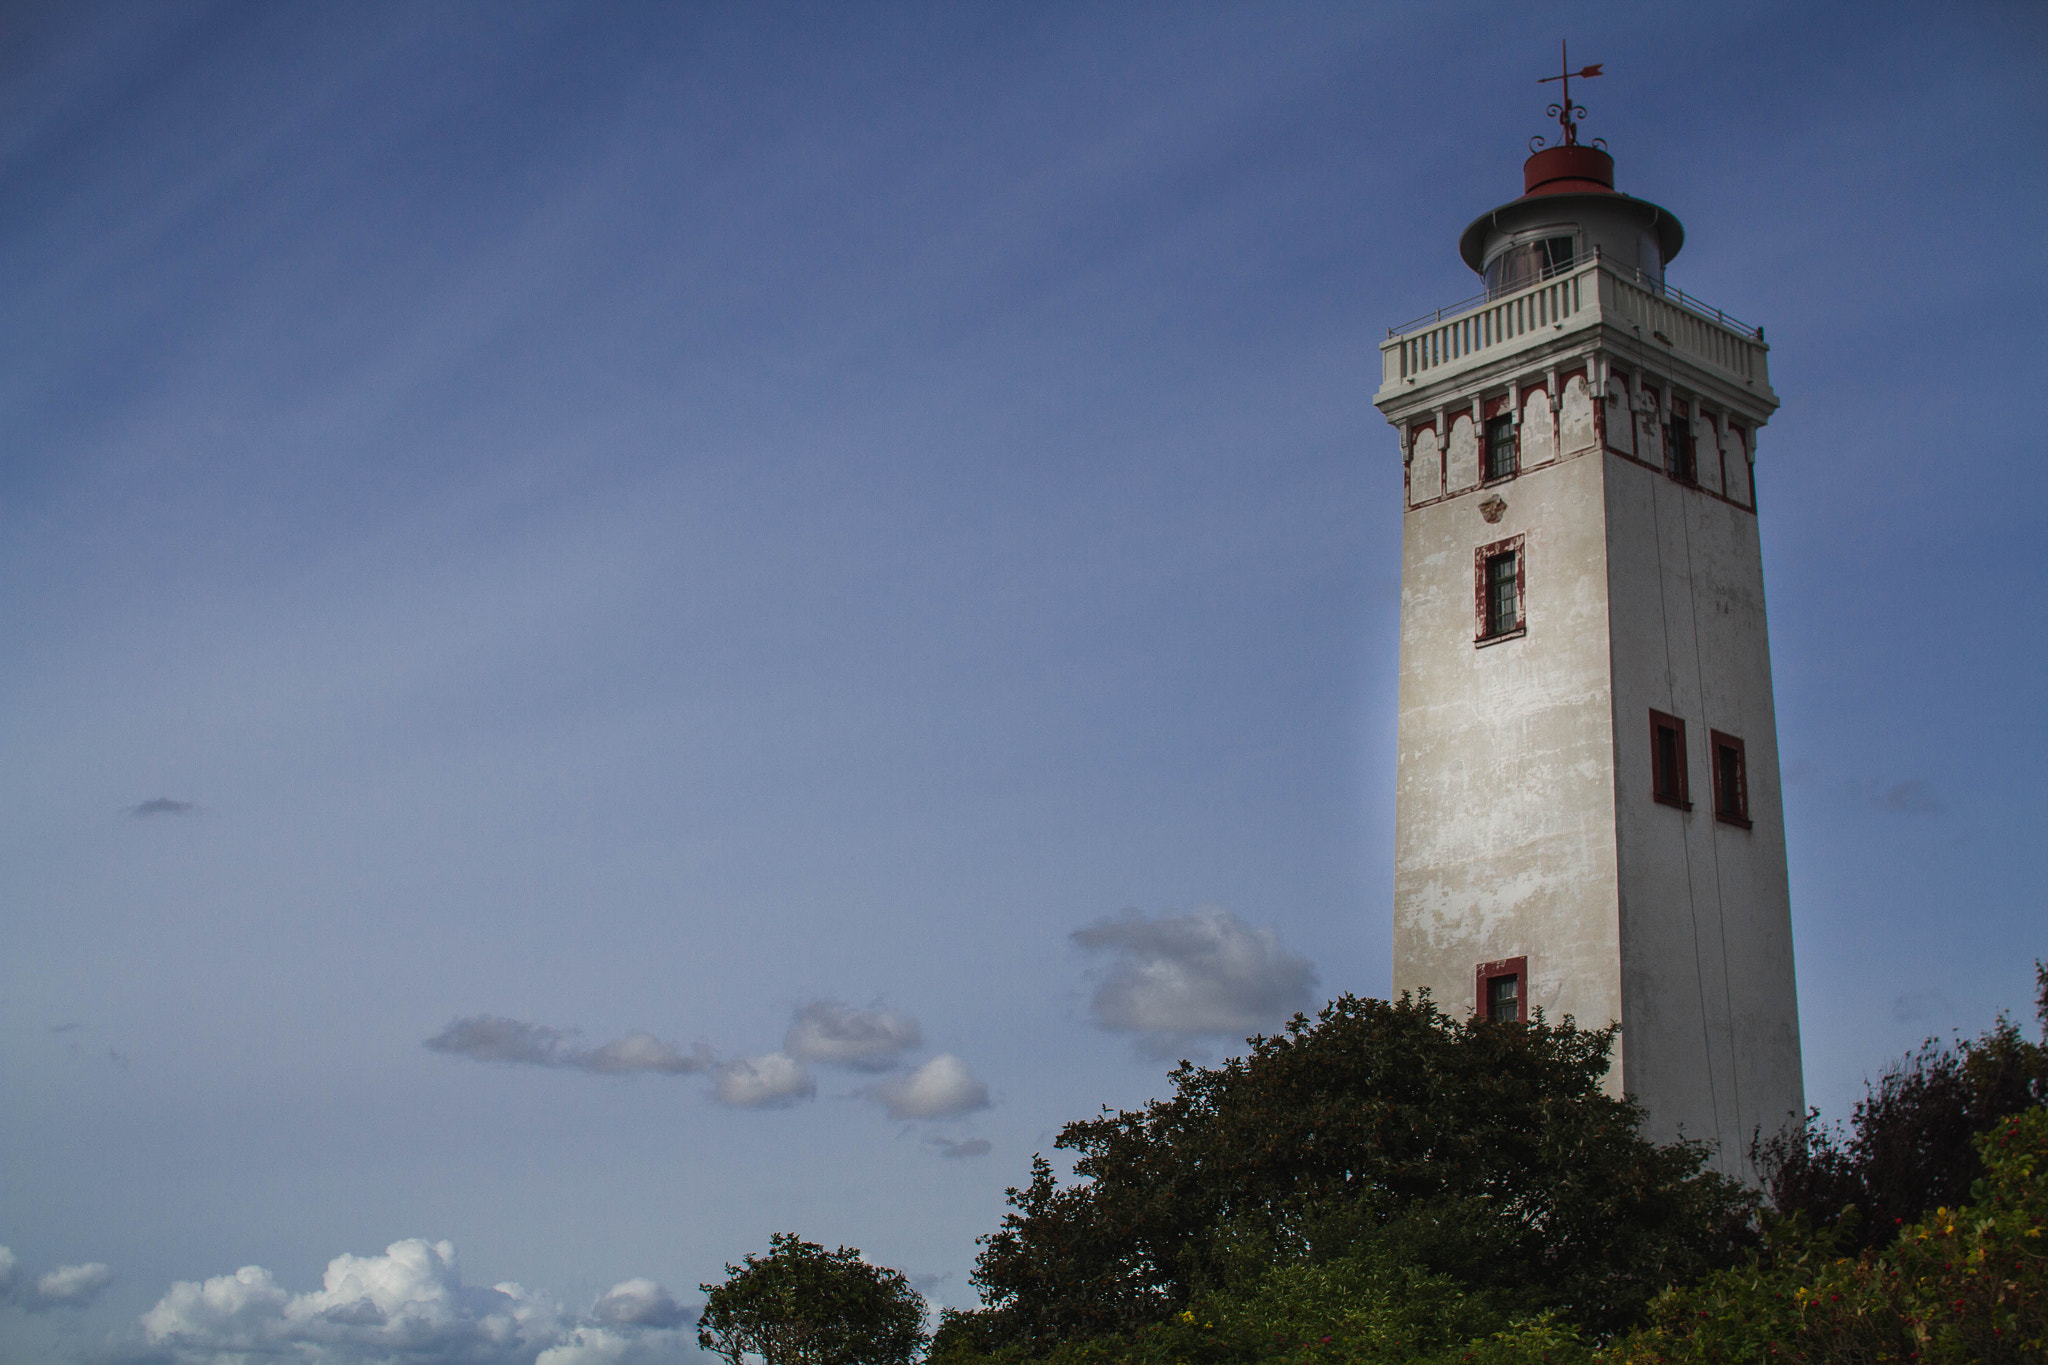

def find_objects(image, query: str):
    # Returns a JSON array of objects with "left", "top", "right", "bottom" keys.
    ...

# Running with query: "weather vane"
[{"left": 1531, "top": 40, "right": 1604, "bottom": 152}]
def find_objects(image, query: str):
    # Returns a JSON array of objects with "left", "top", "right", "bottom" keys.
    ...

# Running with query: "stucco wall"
[
  {"left": 1393, "top": 444, "right": 1626, "bottom": 1076},
  {"left": 1394, "top": 437, "right": 1803, "bottom": 1172},
  {"left": 1603, "top": 455, "right": 1803, "bottom": 1172}
]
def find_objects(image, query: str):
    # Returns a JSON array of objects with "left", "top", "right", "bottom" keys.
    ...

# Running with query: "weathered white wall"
[
  {"left": 1559, "top": 375, "right": 1596, "bottom": 457},
  {"left": 1409, "top": 427, "right": 1441, "bottom": 506},
  {"left": 1520, "top": 389, "right": 1556, "bottom": 468},
  {"left": 1603, "top": 456, "right": 1803, "bottom": 1172},
  {"left": 1722, "top": 427, "right": 1752, "bottom": 507},
  {"left": 1393, "top": 442, "right": 1626, "bottom": 1076},
  {"left": 1446, "top": 414, "right": 1478, "bottom": 493},
  {"left": 1393, "top": 432, "right": 1802, "bottom": 1174},
  {"left": 1604, "top": 377, "right": 1634, "bottom": 457}
]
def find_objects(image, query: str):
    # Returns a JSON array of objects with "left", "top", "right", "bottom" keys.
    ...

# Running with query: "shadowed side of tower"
[{"left": 1372, "top": 81, "right": 1802, "bottom": 1178}]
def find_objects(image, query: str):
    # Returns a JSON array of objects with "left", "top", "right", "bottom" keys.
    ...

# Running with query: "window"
[
  {"left": 1476, "top": 956, "right": 1528, "bottom": 1023},
  {"left": 1484, "top": 414, "right": 1517, "bottom": 482},
  {"left": 1475, "top": 535, "right": 1525, "bottom": 645},
  {"left": 1650, "top": 709, "right": 1690, "bottom": 808},
  {"left": 1483, "top": 235, "right": 1575, "bottom": 297},
  {"left": 1664, "top": 402, "right": 1697, "bottom": 484},
  {"left": 1475, "top": 536, "right": 1523, "bottom": 643},
  {"left": 1711, "top": 730, "right": 1750, "bottom": 827},
  {"left": 1486, "top": 553, "right": 1518, "bottom": 635}
]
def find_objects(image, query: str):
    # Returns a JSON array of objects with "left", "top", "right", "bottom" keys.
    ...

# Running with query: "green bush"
[
  {"left": 1756, "top": 962, "right": 2048, "bottom": 1252},
  {"left": 1605, "top": 1105, "right": 2048, "bottom": 1364},
  {"left": 939, "top": 993, "right": 1752, "bottom": 1358},
  {"left": 697, "top": 1232, "right": 926, "bottom": 1365}
]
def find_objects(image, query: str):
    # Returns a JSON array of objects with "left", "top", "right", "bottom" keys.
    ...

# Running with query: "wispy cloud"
[
  {"left": 424, "top": 1016, "right": 712, "bottom": 1076},
  {"left": 1874, "top": 779, "right": 1944, "bottom": 815},
  {"left": 924, "top": 1135, "right": 991, "bottom": 1160},
  {"left": 126, "top": 797, "right": 201, "bottom": 818},
  {"left": 1890, "top": 991, "right": 1953, "bottom": 1024},
  {"left": 712, "top": 1053, "right": 815, "bottom": 1108},
  {"left": 1072, "top": 906, "right": 1318, "bottom": 1057},
  {"left": 422, "top": 1007, "right": 982, "bottom": 1120},
  {"left": 864, "top": 1054, "right": 989, "bottom": 1119},
  {"left": 784, "top": 1000, "right": 922, "bottom": 1071},
  {"left": 138, "top": 1237, "right": 690, "bottom": 1364},
  {"left": 0, "top": 1246, "right": 114, "bottom": 1311}
]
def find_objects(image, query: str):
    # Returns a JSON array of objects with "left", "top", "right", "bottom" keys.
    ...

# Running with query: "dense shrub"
[
  {"left": 933, "top": 973, "right": 2048, "bottom": 1365},
  {"left": 697, "top": 1232, "right": 926, "bottom": 1365},
  {"left": 937, "top": 993, "right": 1754, "bottom": 1357},
  {"left": 1756, "top": 962, "right": 2048, "bottom": 1250},
  {"left": 1606, "top": 1104, "right": 2048, "bottom": 1364}
]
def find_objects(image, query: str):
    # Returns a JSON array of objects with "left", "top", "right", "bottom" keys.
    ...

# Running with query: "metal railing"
[
  {"left": 1387, "top": 255, "right": 1761, "bottom": 342},
  {"left": 1387, "top": 257, "right": 1586, "bottom": 337}
]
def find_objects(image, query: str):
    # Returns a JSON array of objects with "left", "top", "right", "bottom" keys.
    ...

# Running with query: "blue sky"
[{"left": 3, "top": 3, "right": 2044, "bottom": 1361}]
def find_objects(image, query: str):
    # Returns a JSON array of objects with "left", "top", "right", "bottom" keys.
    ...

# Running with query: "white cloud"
[
  {"left": 577, "top": 1032, "right": 715, "bottom": 1076},
  {"left": 590, "top": 1278, "right": 689, "bottom": 1329},
  {"left": 784, "top": 1000, "right": 922, "bottom": 1071},
  {"left": 1071, "top": 906, "right": 1317, "bottom": 1055},
  {"left": 138, "top": 1238, "right": 692, "bottom": 1365},
  {"left": 865, "top": 1054, "right": 990, "bottom": 1119},
  {"left": 0, "top": 1245, "right": 115, "bottom": 1311},
  {"left": 712, "top": 1052, "right": 815, "bottom": 1108},
  {"left": 535, "top": 1326, "right": 680, "bottom": 1365},
  {"left": 36, "top": 1261, "right": 112, "bottom": 1306},
  {"left": 425, "top": 1016, "right": 713, "bottom": 1076}
]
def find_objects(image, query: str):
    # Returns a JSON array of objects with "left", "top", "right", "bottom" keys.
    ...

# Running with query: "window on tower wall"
[
  {"left": 1484, "top": 414, "right": 1517, "bottom": 481},
  {"left": 1711, "top": 730, "right": 1751, "bottom": 827},
  {"left": 1650, "top": 709, "right": 1690, "bottom": 808},
  {"left": 1476, "top": 957, "right": 1528, "bottom": 1024},
  {"left": 1664, "top": 402, "right": 1697, "bottom": 484},
  {"left": 1475, "top": 536, "right": 1524, "bottom": 643},
  {"left": 1482, "top": 235, "right": 1575, "bottom": 297}
]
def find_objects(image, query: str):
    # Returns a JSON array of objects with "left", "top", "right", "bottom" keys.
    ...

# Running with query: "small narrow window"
[
  {"left": 1711, "top": 730, "right": 1750, "bottom": 827},
  {"left": 1474, "top": 536, "right": 1526, "bottom": 644},
  {"left": 1650, "top": 709, "right": 1690, "bottom": 809},
  {"left": 1484, "top": 414, "right": 1517, "bottom": 482},
  {"left": 1664, "top": 402, "right": 1697, "bottom": 484},
  {"left": 1475, "top": 956, "right": 1528, "bottom": 1024},
  {"left": 1485, "top": 550, "right": 1519, "bottom": 636}
]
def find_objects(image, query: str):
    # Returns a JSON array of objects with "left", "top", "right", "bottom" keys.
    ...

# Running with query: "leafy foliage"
[
  {"left": 697, "top": 1232, "right": 926, "bottom": 1365},
  {"left": 941, "top": 993, "right": 1755, "bottom": 1356},
  {"left": 1608, "top": 1104, "right": 2048, "bottom": 1364},
  {"left": 1755, "top": 960, "right": 2048, "bottom": 1251}
]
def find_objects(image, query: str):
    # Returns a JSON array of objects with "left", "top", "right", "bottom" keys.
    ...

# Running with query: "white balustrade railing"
[{"left": 1381, "top": 261, "right": 1768, "bottom": 392}]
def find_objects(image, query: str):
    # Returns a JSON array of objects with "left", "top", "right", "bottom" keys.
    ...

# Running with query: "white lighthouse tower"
[{"left": 1373, "top": 65, "right": 1803, "bottom": 1173}]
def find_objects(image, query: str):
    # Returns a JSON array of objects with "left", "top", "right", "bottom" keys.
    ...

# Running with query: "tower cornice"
[{"left": 1373, "top": 257, "right": 1777, "bottom": 431}]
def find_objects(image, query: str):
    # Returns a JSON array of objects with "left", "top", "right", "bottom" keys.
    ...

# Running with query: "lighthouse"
[{"left": 1373, "top": 62, "right": 1803, "bottom": 1173}]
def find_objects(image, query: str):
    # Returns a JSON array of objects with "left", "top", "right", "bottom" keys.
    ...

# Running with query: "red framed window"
[
  {"left": 1475, "top": 956, "right": 1528, "bottom": 1023},
  {"left": 1664, "top": 401, "right": 1698, "bottom": 484},
  {"left": 1483, "top": 413, "right": 1517, "bottom": 482},
  {"left": 1711, "top": 730, "right": 1751, "bottom": 827},
  {"left": 1650, "top": 709, "right": 1690, "bottom": 809},
  {"left": 1474, "top": 535, "right": 1526, "bottom": 644}
]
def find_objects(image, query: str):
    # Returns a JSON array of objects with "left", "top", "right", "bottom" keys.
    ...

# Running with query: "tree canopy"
[
  {"left": 941, "top": 992, "right": 1756, "bottom": 1355},
  {"left": 1755, "top": 961, "right": 2048, "bottom": 1250},
  {"left": 698, "top": 1232, "right": 926, "bottom": 1365}
]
